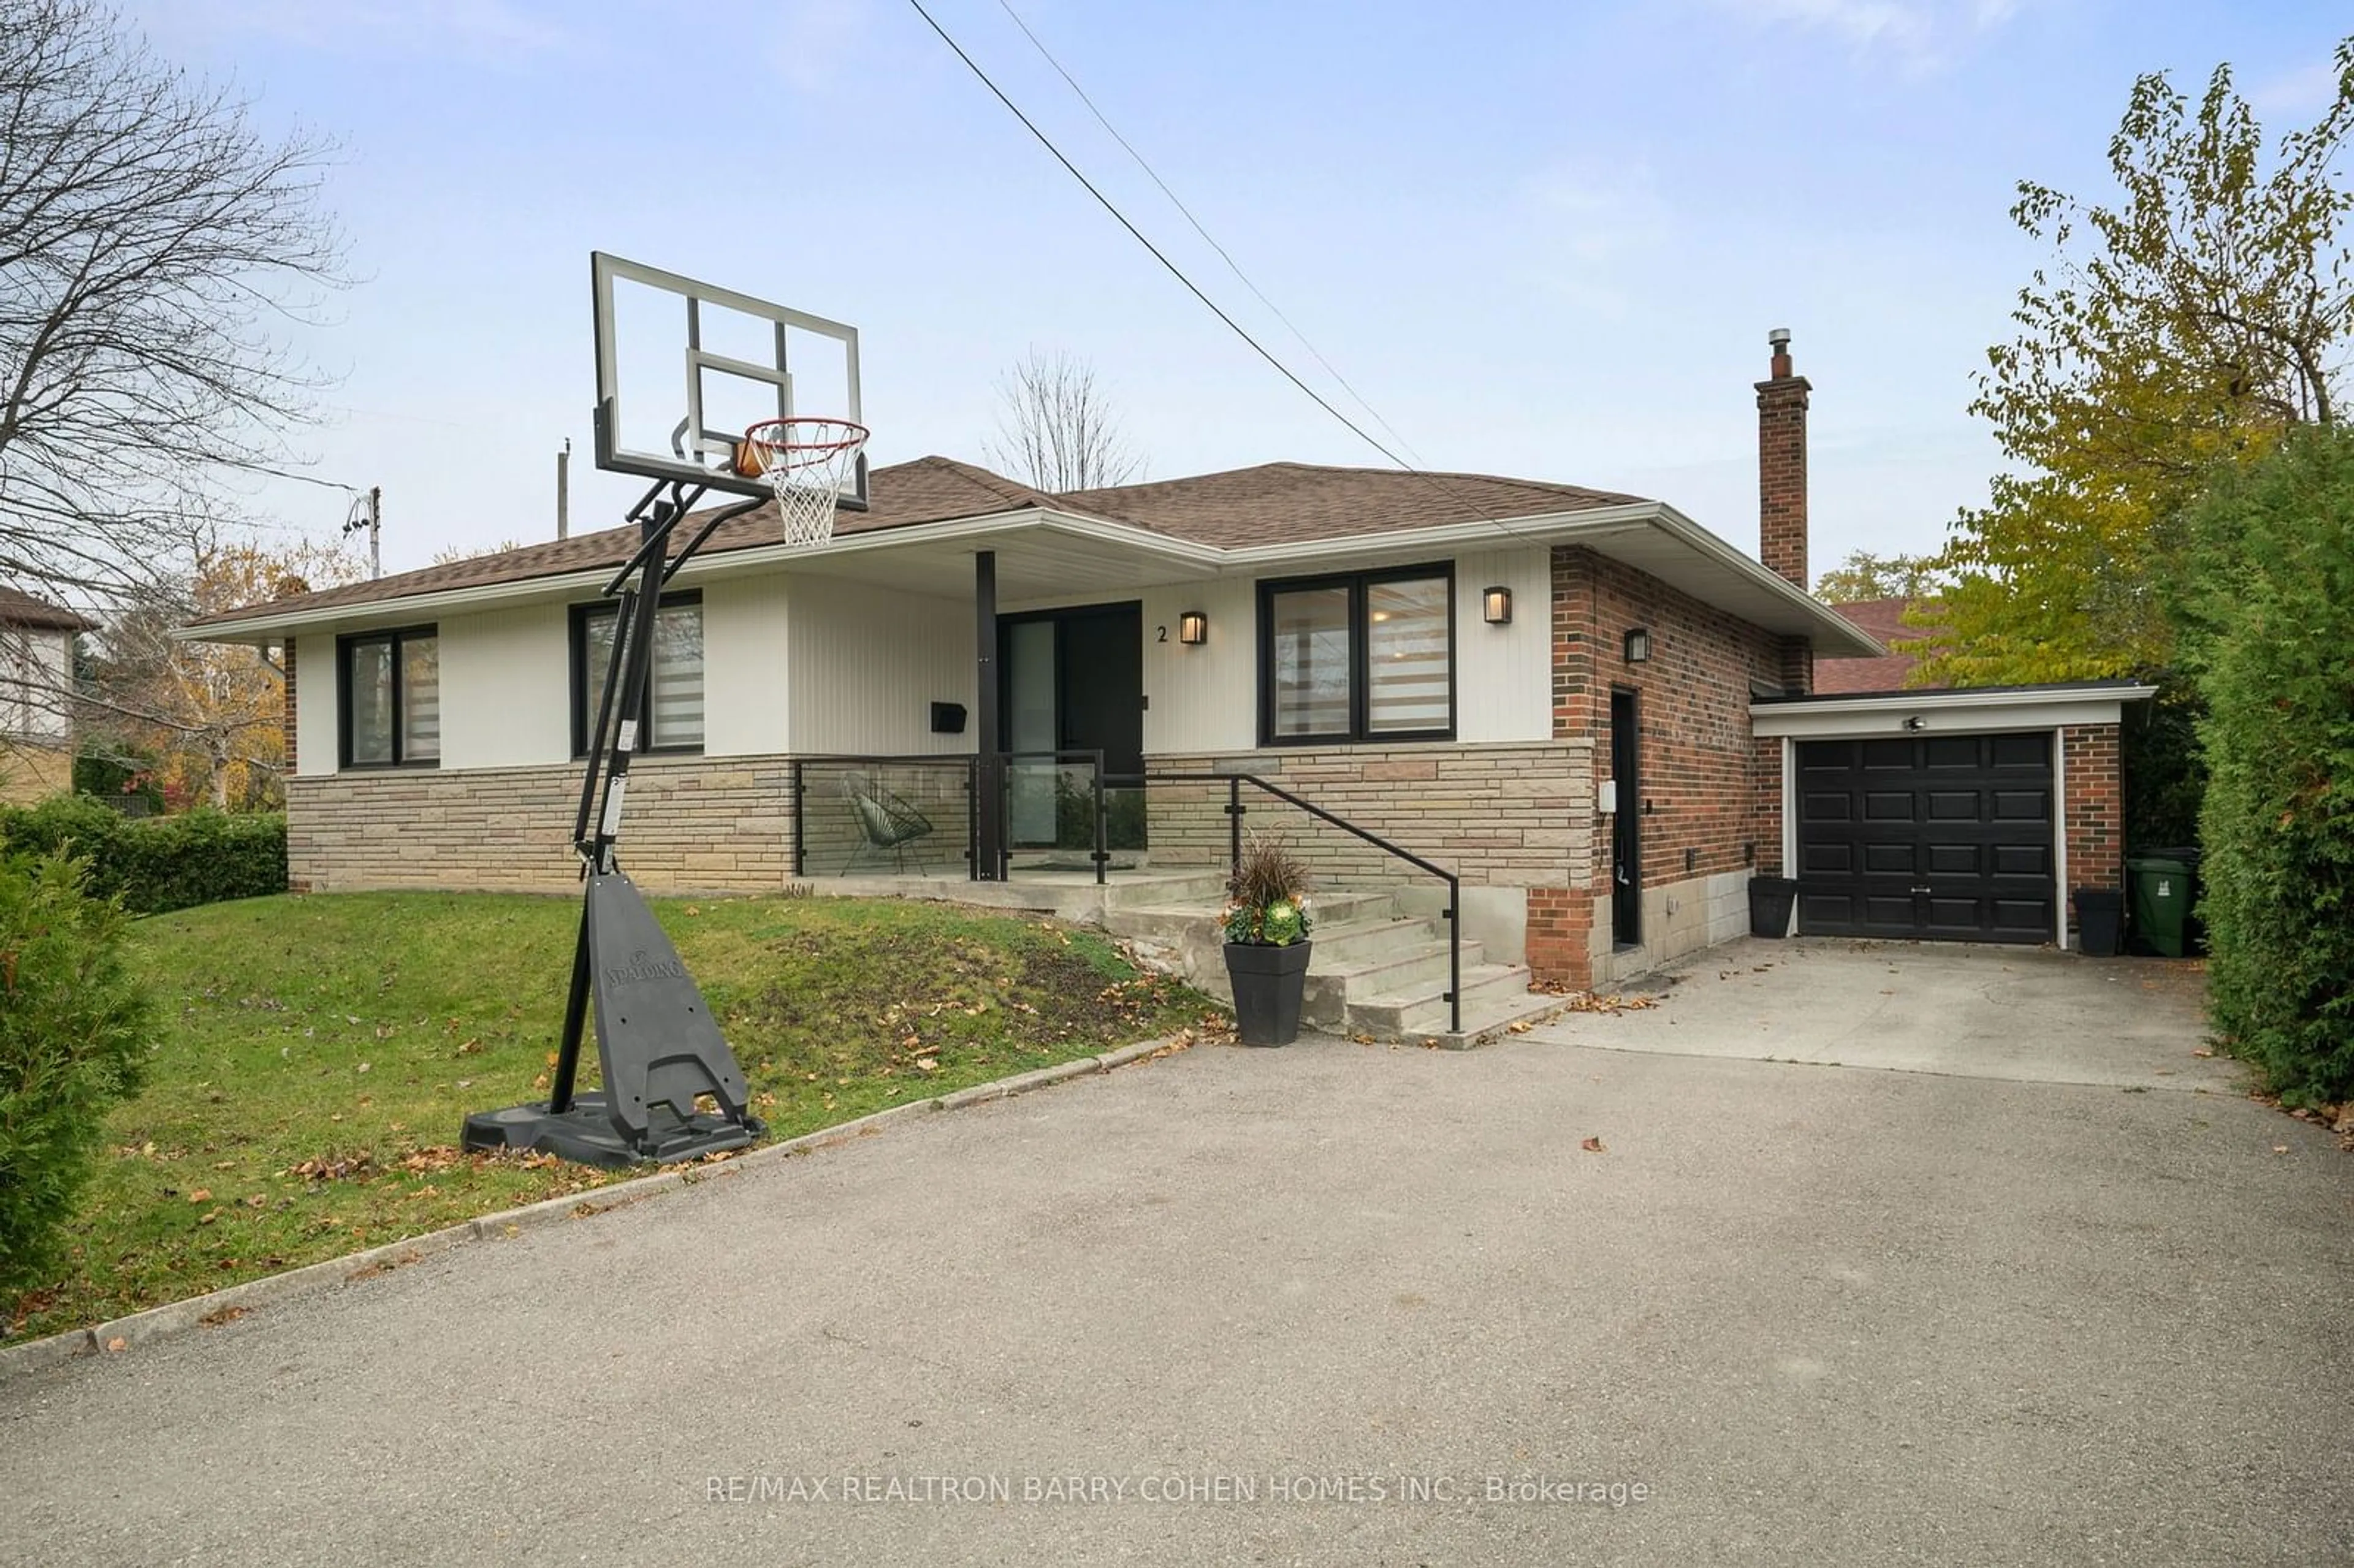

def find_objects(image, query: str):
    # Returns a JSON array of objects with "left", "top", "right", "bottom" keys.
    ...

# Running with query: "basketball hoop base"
[{"left": 461, "top": 1093, "right": 760, "bottom": 1170}]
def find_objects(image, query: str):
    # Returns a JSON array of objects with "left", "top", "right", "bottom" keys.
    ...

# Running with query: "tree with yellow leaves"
[
  {"left": 1914, "top": 39, "right": 2354, "bottom": 687},
  {"left": 80, "top": 533, "right": 362, "bottom": 809}
]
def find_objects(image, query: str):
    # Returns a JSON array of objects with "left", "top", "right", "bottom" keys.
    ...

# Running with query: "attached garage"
[
  {"left": 1751, "top": 682, "right": 2157, "bottom": 951},
  {"left": 1794, "top": 733, "right": 2054, "bottom": 942}
]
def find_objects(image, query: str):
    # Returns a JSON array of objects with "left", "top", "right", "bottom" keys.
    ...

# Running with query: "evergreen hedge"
[
  {"left": 0, "top": 853, "right": 154, "bottom": 1295},
  {"left": 2173, "top": 432, "right": 2354, "bottom": 1105},
  {"left": 0, "top": 797, "right": 287, "bottom": 916}
]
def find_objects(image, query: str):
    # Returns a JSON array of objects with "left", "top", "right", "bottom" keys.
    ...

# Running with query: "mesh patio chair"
[{"left": 842, "top": 772, "right": 937, "bottom": 875}]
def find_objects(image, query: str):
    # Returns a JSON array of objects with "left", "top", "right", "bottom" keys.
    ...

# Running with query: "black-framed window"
[
  {"left": 1257, "top": 564, "right": 1454, "bottom": 745},
  {"left": 569, "top": 592, "right": 704, "bottom": 756},
  {"left": 337, "top": 625, "right": 440, "bottom": 769}
]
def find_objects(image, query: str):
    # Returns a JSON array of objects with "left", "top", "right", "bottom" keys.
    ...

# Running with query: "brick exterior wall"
[
  {"left": 286, "top": 755, "right": 801, "bottom": 896},
  {"left": 1145, "top": 742, "right": 1594, "bottom": 890},
  {"left": 1752, "top": 735, "right": 1785, "bottom": 876},
  {"left": 280, "top": 638, "right": 297, "bottom": 772},
  {"left": 0, "top": 741, "right": 73, "bottom": 805},
  {"left": 1526, "top": 885, "right": 1593, "bottom": 983},
  {"left": 2062, "top": 723, "right": 2124, "bottom": 915},
  {"left": 1539, "top": 546, "right": 1792, "bottom": 988},
  {"left": 1756, "top": 341, "right": 1811, "bottom": 590}
]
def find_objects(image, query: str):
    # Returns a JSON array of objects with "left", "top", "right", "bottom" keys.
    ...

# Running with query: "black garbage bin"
[
  {"left": 2073, "top": 887, "right": 2124, "bottom": 957},
  {"left": 1748, "top": 876, "right": 1799, "bottom": 938}
]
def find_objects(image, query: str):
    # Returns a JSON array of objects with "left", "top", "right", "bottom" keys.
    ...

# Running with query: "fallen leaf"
[
  {"left": 1580, "top": 1136, "right": 1606, "bottom": 1154},
  {"left": 186, "top": 1188, "right": 213, "bottom": 1204},
  {"left": 105, "top": 1336, "right": 127, "bottom": 1352},
  {"left": 2273, "top": 1145, "right": 2290, "bottom": 1154},
  {"left": 356, "top": 1062, "right": 371, "bottom": 1075}
]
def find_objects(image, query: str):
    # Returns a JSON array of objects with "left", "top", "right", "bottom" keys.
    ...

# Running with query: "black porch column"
[{"left": 973, "top": 549, "right": 1002, "bottom": 881}]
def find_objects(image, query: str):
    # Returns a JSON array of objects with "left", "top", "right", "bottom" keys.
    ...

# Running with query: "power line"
[
  {"left": 904, "top": 0, "right": 1417, "bottom": 473},
  {"left": 910, "top": 0, "right": 1560, "bottom": 555},
  {"left": 989, "top": 0, "right": 1428, "bottom": 468}
]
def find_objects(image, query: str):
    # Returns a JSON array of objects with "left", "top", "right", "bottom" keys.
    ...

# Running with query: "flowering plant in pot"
[{"left": 1222, "top": 831, "right": 1314, "bottom": 1046}]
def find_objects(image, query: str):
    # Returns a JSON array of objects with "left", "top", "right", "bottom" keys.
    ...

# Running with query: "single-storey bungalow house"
[
  {"left": 0, "top": 584, "right": 90, "bottom": 804},
  {"left": 184, "top": 336, "right": 2150, "bottom": 1034}
]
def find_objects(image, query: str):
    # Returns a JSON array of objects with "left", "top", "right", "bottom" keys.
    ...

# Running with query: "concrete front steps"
[{"left": 1103, "top": 883, "right": 1567, "bottom": 1048}]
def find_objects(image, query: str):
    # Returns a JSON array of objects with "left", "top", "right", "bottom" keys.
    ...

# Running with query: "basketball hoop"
[{"left": 737, "top": 417, "right": 869, "bottom": 548}]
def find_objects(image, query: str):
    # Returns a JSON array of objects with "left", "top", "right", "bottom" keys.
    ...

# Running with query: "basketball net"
[{"left": 741, "top": 417, "right": 869, "bottom": 549}]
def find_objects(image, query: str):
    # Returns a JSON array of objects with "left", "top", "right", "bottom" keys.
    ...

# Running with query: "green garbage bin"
[{"left": 2126, "top": 856, "right": 2195, "bottom": 958}]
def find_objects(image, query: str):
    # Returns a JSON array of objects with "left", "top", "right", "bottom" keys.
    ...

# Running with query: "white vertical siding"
[
  {"left": 785, "top": 576, "right": 975, "bottom": 755},
  {"left": 436, "top": 604, "right": 573, "bottom": 769},
  {"left": 0, "top": 627, "right": 72, "bottom": 740},
  {"left": 701, "top": 574, "right": 790, "bottom": 757},
  {"left": 1140, "top": 577, "right": 1256, "bottom": 753},
  {"left": 1453, "top": 547, "right": 1552, "bottom": 744},
  {"left": 1137, "top": 550, "right": 1553, "bottom": 756},
  {"left": 294, "top": 631, "right": 339, "bottom": 776}
]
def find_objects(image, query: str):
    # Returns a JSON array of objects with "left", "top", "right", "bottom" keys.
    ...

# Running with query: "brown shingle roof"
[
  {"left": 0, "top": 584, "right": 94, "bottom": 631},
  {"left": 1815, "top": 598, "right": 1944, "bottom": 693},
  {"left": 188, "top": 455, "right": 1647, "bottom": 631},
  {"left": 1059, "top": 462, "right": 1642, "bottom": 548},
  {"left": 187, "top": 456, "right": 1068, "bottom": 629}
]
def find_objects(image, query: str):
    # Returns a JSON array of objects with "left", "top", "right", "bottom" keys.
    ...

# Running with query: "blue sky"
[{"left": 134, "top": 0, "right": 2348, "bottom": 580}]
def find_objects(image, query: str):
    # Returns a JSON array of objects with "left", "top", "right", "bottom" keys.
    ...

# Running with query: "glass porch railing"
[{"left": 790, "top": 752, "right": 1143, "bottom": 885}]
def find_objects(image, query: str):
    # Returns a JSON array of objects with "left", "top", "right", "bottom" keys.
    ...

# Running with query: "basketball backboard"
[{"left": 589, "top": 252, "right": 867, "bottom": 508}]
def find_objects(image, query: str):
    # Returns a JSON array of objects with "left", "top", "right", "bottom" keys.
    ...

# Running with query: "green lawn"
[{"left": 5, "top": 891, "right": 1214, "bottom": 1342}]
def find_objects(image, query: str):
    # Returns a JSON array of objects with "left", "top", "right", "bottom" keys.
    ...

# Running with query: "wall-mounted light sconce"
[
  {"left": 1177, "top": 611, "right": 1208, "bottom": 646},
  {"left": 1623, "top": 626, "right": 1651, "bottom": 664},
  {"left": 1902, "top": 715, "right": 1927, "bottom": 732},
  {"left": 1482, "top": 586, "right": 1512, "bottom": 625}
]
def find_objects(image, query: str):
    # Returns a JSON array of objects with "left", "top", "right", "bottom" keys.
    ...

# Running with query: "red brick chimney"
[{"left": 1755, "top": 327, "right": 1810, "bottom": 590}]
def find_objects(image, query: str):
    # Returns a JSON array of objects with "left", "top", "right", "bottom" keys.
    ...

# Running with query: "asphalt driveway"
[{"left": 6, "top": 941, "right": 2351, "bottom": 1566}]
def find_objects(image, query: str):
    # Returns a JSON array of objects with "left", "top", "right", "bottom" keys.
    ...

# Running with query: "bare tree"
[
  {"left": 0, "top": 0, "right": 348, "bottom": 607},
  {"left": 983, "top": 348, "right": 1143, "bottom": 492},
  {"left": 73, "top": 527, "right": 362, "bottom": 808}
]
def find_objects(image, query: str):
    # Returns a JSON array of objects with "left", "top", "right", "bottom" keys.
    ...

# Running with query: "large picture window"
[
  {"left": 570, "top": 593, "right": 704, "bottom": 756},
  {"left": 337, "top": 626, "right": 440, "bottom": 769},
  {"left": 1258, "top": 566, "right": 1453, "bottom": 745}
]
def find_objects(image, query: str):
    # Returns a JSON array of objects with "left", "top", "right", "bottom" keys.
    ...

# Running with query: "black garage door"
[{"left": 1795, "top": 734, "right": 2055, "bottom": 943}]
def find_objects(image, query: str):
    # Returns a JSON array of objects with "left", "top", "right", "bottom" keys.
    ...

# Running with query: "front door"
[
  {"left": 1610, "top": 688, "right": 1642, "bottom": 947},
  {"left": 998, "top": 603, "right": 1144, "bottom": 849}
]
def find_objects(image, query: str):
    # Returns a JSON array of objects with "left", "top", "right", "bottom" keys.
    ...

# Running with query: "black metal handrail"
[{"left": 1148, "top": 771, "right": 1461, "bottom": 1035}]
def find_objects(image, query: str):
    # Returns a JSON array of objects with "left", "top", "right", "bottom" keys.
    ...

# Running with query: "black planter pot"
[
  {"left": 1225, "top": 940, "right": 1313, "bottom": 1046},
  {"left": 1748, "top": 876, "right": 1799, "bottom": 938}
]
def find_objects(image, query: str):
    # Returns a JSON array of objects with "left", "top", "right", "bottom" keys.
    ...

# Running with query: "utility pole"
[
  {"left": 343, "top": 486, "right": 382, "bottom": 578},
  {"left": 557, "top": 439, "right": 571, "bottom": 541}
]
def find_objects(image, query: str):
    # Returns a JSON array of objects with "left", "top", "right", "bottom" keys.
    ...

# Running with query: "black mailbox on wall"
[{"left": 930, "top": 701, "right": 967, "bottom": 735}]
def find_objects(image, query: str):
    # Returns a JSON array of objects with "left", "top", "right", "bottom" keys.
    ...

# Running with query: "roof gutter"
[
  {"left": 178, "top": 495, "right": 1883, "bottom": 658},
  {"left": 177, "top": 506, "right": 1229, "bottom": 642}
]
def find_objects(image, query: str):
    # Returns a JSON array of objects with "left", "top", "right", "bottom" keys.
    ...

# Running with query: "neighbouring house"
[
  {"left": 1815, "top": 596, "right": 1934, "bottom": 694},
  {"left": 181, "top": 335, "right": 2150, "bottom": 1026},
  {"left": 0, "top": 585, "right": 90, "bottom": 805}
]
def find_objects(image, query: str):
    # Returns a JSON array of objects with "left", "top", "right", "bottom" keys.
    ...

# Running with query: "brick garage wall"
[
  {"left": 286, "top": 754, "right": 801, "bottom": 895},
  {"left": 1752, "top": 735, "right": 1785, "bottom": 875},
  {"left": 2062, "top": 723, "right": 2124, "bottom": 918},
  {"left": 1145, "top": 742, "right": 1594, "bottom": 891}
]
